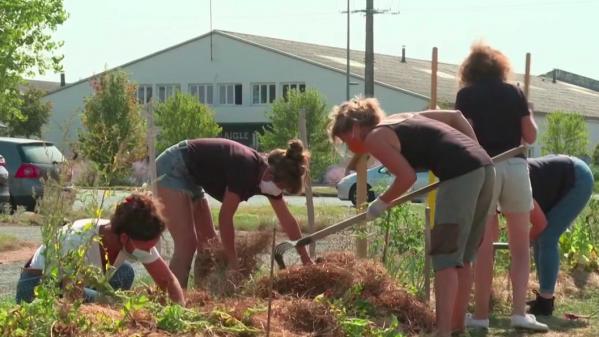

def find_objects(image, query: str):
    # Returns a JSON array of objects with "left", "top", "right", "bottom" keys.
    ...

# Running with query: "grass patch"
[
  {"left": 217, "top": 203, "right": 355, "bottom": 232},
  {"left": 0, "top": 233, "right": 32, "bottom": 252}
]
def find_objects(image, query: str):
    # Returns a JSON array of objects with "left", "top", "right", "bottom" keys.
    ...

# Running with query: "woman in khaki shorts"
[
  {"left": 456, "top": 42, "right": 547, "bottom": 331},
  {"left": 328, "top": 97, "right": 494, "bottom": 337}
]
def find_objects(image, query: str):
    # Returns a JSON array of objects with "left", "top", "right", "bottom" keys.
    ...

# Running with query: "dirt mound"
[
  {"left": 257, "top": 251, "right": 435, "bottom": 334},
  {"left": 279, "top": 299, "right": 342, "bottom": 337},
  {"left": 193, "top": 231, "right": 272, "bottom": 296}
]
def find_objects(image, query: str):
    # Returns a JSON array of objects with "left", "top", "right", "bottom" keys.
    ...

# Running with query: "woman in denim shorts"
[{"left": 156, "top": 138, "right": 312, "bottom": 288}]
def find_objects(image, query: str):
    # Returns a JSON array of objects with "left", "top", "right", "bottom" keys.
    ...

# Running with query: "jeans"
[
  {"left": 533, "top": 157, "right": 594, "bottom": 294},
  {"left": 15, "top": 262, "right": 135, "bottom": 303}
]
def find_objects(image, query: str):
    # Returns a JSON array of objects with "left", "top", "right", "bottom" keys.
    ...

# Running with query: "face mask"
[
  {"left": 346, "top": 137, "right": 368, "bottom": 154},
  {"left": 130, "top": 248, "right": 155, "bottom": 262},
  {"left": 259, "top": 180, "right": 283, "bottom": 196}
]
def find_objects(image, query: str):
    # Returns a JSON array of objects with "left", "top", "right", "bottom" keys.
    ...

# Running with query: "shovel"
[{"left": 274, "top": 145, "right": 528, "bottom": 269}]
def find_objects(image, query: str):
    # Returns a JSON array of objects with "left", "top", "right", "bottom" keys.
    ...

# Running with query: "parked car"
[
  {"left": 0, "top": 155, "right": 10, "bottom": 210},
  {"left": 0, "top": 137, "right": 66, "bottom": 211},
  {"left": 336, "top": 165, "right": 430, "bottom": 206}
]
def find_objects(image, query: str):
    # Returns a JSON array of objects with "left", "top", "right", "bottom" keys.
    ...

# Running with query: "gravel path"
[{"left": 0, "top": 224, "right": 357, "bottom": 300}]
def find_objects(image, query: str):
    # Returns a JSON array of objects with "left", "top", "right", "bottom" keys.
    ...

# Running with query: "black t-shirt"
[
  {"left": 182, "top": 138, "right": 282, "bottom": 202},
  {"left": 455, "top": 79, "right": 529, "bottom": 157},
  {"left": 379, "top": 115, "right": 492, "bottom": 181},
  {"left": 528, "top": 155, "right": 575, "bottom": 213}
]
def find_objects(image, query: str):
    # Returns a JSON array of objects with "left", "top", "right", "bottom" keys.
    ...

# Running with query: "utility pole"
[{"left": 365, "top": 0, "right": 374, "bottom": 97}]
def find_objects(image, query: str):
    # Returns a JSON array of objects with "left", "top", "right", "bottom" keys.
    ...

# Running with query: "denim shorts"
[{"left": 156, "top": 141, "right": 204, "bottom": 200}]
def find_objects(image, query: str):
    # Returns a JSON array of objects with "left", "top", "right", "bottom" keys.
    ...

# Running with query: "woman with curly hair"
[
  {"left": 329, "top": 97, "right": 495, "bottom": 337},
  {"left": 156, "top": 138, "right": 312, "bottom": 288},
  {"left": 16, "top": 193, "right": 185, "bottom": 304},
  {"left": 456, "top": 43, "right": 547, "bottom": 331}
]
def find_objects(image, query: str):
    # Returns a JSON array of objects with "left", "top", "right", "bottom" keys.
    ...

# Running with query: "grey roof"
[
  {"left": 221, "top": 31, "right": 599, "bottom": 119},
  {"left": 21, "top": 79, "right": 62, "bottom": 94}
]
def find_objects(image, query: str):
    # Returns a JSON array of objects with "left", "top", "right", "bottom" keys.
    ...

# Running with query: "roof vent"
[
  {"left": 401, "top": 45, "right": 406, "bottom": 63},
  {"left": 60, "top": 73, "right": 66, "bottom": 87}
]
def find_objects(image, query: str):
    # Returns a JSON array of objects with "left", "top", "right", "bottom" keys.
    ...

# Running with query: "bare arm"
[
  {"left": 529, "top": 199, "right": 547, "bottom": 241},
  {"left": 269, "top": 197, "right": 312, "bottom": 264},
  {"left": 144, "top": 258, "right": 185, "bottom": 305},
  {"left": 364, "top": 127, "right": 416, "bottom": 203},
  {"left": 418, "top": 110, "right": 478, "bottom": 141},
  {"left": 521, "top": 114, "right": 537, "bottom": 145},
  {"left": 219, "top": 190, "right": 241, "bottom": 268}
]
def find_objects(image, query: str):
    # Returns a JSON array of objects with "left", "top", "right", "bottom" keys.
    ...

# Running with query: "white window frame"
[
  {"left": 281, "top": 82, "right": 306, "bottom": 101},
  {"left": 189, "top": 83, "right": 214, "bottom": 105},
  {"left": 156, "top": 84, "right": 181, "bottom": 103},
  {"left": 218, "top": 83, "right": 243, "bottom": 105},
  {"left": 137, "top": 84, "right": 153, "bottom": 104},
  {"left": 251, "top": 83, "right": 276, "bottom": 105}
]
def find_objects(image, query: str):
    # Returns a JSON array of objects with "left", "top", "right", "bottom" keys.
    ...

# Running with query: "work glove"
[{"left": 366, "top": 197, "right": 390, "bottom": 221}]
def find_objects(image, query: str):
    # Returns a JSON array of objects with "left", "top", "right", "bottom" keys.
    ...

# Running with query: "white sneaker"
[
  {"left": 510, "top": 314, "right": 549, "bottom": 331},
  {"left": 465, "top": 313, "right": 489, "bottom": 329}
]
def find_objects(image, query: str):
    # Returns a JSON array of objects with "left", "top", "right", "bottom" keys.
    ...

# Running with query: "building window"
[
  {"left": 137, "top": 85, "right": 153, "bottom": 104},
  {"left": 282, "top": 82, "right": 306, "bottom": 101},
  {"left": 189, "top": 84, "right": 214, "bottom": 104},
  {"left": 218, "top": 83, "right": 243, "bottom": 105},
  {"left": 252, "top": 83, "right": 276, "bottom": 104},
  {"left": 157, "top": 84, "right": 181, "bottom": 102}
]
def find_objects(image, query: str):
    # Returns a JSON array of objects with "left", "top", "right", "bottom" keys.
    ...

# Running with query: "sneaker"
[
  {"left": 510, "top": 314, "right": 549, "bottom": 331},
  {"left": 465, "top": 313, "right": 489, "bottom": 329}
]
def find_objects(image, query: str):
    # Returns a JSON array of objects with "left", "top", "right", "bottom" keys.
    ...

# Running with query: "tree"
[
  {"left": 154, "top": 92, "right": 221, "bottom": 154},
  {"left": 7, "top": 86, "right": 52, "bottom": 138},
  {"left": 259, "top": 89, "right": 335, "bottom": 179},
  {"left": 78, "top": 71, "right": 147, "bottom": 184},
  {"left": 0, "top": 0, "right": 67, "bottom": 122},
  {"left": 541, "top": 111, "right": 589, "bottom": 157}
]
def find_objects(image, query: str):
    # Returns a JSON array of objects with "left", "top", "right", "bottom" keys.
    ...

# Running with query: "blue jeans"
[
  {"left": 15, "top": 262, "right": 135, "bottom": 303},
  {"left": 533, "top": 157, "right": 594, "bottom": 294}
]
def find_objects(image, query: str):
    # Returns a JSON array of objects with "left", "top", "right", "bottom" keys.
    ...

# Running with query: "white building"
[{"left": 43, "top": 30, "right": 599, "bottom": 156}]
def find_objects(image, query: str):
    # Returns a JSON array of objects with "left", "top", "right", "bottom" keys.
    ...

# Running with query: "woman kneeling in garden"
[{"left": 15, "top": 193, "right": 185, "bottom": 305}]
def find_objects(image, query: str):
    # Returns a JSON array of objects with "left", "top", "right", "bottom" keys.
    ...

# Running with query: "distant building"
[{"left": 43, "top": 30, "right": 599, "bottom": 156}]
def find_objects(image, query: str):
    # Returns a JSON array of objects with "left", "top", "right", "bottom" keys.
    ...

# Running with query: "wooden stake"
[
  {"left": 298, "top": 109, "right": 316, "bottom": 256},
  {"left": 427, "top": 47, "right": 439, "bottom": 226},
  {"left": 423, "top": 207, "right": 432, "bottom": 304},
  {"left": 266, "top": 225, "right": 277, "bottom": 337},
  {"left": 355, "top": 154, "right": 368, "bottom": 258},
  {"left": 146, "top": 103, "right": 158, "bottom": 195},
  {"left": 524, "top": 53, "right": 531, "bottom": 99}
]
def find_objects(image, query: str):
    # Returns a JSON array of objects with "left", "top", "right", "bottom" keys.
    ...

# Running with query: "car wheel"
[{"left": 349, "top": 184, "right": 376, "bottom": 206}]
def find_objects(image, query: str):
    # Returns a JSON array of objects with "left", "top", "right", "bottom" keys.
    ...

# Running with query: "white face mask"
[
  {"left": 130, "top": 249, "right": 155, "bottom": 262},
  {"left": 259, "top": 180, "right": 283, "bottom": 196}
]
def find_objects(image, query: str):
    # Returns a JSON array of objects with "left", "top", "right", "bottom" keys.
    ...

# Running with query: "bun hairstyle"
[
  {"left": 111, "top": 192, "right": 166, "bottom": 241},
  {"left": 267, "top": 139, "right": 310, "bottom": 194},
  {"left": 459, "top": 42, "right": 511, "bottom": 87},
  {"left": 327, "top": 97, "right": 385, "bottom": 142}
]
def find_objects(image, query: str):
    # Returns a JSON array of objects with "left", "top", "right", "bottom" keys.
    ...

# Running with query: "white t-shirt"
[{"left": 29, "top": 218, "right": 160, "bottom": 272}]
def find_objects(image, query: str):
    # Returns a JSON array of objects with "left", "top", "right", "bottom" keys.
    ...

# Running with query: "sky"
[{"left": 34, "top": 0, "right": 598, "bottom": 84}]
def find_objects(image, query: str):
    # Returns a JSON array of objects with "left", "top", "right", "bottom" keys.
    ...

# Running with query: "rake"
[{"left": 273, "top": 145, "right": 527, "bottom": 269}]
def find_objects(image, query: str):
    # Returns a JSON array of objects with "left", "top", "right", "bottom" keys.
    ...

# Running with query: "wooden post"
[
  {"left": 355, "top": 154, "right": 368, "bottom": 258},
  {"left": 423, "top": 207, "right": 432, "bottom": 304},
  {"left": 427, "top": 48, "right": 439, "bottom": 225},
  {"left": 146, "top": 103, "right": 158, "bottom": 195},
  {"left": 524, "top": 53, "right": 531, "bottom": 99},
  {"left": 299, "top": 109, "right": 316, "bottom": 257}
]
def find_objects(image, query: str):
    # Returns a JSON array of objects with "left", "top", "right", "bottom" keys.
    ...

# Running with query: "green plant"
[
  {"left": 7, "top": 86, "right": 52, "bottom": 138},
  {"left": 560, "top": 199, "right": 599, "bottom": 271},
  {"left": 154, "top": 92, "right": 222, "bottom": 154},
  {"left": 0, "top": 0, "right": 67, "bottom": 122},
  {"left": 541, "top": 111, "right": 589, "bottom": 157},
  {"left": 258, "top": 88, "right": 335, "bottom": 180},
  {"left": 369, "top": 203, "right": 426, "bottom": 296},
  {"left": 78, "top": 70, "right": 147, "bottom": 185}
]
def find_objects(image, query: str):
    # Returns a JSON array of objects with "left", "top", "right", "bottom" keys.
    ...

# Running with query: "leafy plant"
[
  {"left": 258, "top": 88, "right": 336, "bottom": 180},
  {"left": 560, "top": 199, "right": 599, "bottom": 271},
  {"left": 541, "top": 111, "right": 589, "bottom": 157},
  {"left": 7, "top": 86, "right": 52, "bottom": 138},
  {"left": 154, "top": 92, "right": 222, "bottom": 154},
  {"left": 78, "top": 70, "right": 147, "bottom": 185}
]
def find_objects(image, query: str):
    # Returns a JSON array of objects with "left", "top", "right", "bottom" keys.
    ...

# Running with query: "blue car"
[{"left": 336, "top": 165, "right": 430, "bottom": 206}]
